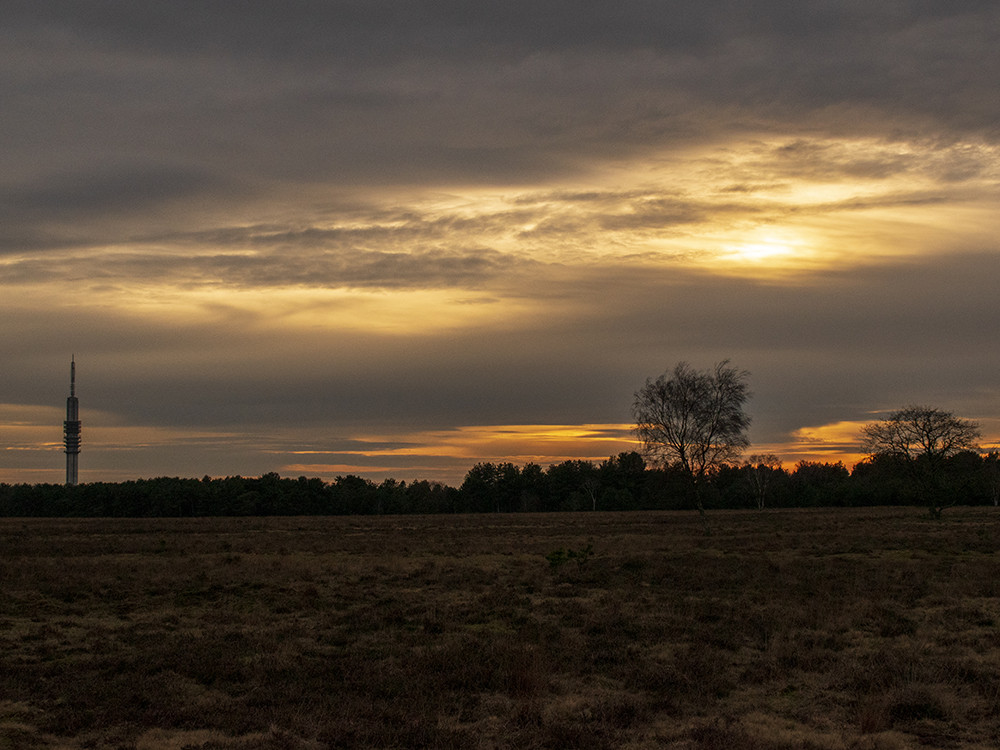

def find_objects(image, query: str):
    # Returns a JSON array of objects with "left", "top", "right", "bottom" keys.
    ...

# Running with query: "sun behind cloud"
[{"left": 716, "top": 228, "right": 807, "bottom": 269}]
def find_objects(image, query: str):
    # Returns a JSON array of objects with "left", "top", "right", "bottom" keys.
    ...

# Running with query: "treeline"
[{"left": 1, "top": 451, "right": 998, "bottom": 517}]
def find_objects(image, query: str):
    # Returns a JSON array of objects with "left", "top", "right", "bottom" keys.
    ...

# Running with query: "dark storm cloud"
[
  {"left": 3, "top": 1, "right": 756, "bottom": 61},
  {"left": 7, "top": 166, "right": 208, "bottom": 216},
  {"left": 10, "top": 1, "right": 995, "bottom": 63},
  {"left": 0, "top": 165, "right": 220, "bottom": 252},
  {"left": 4, "top": 1, "right": 1000, "bottom": 206}
]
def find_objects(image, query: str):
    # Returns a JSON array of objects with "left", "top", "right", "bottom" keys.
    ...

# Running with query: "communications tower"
[{"left": 63, "top": 357, "right": 81, "bottom": 485}]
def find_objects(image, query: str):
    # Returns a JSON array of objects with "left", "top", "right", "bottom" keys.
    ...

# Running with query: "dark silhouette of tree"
[
  {"left": 331, "top": 475, "right": 379, "bottom": 515},
  {"left": 983, "top": 451, "right": 1000, "bottom": 507},
  {"left": 860, "top": 405, "right": 981, "bottom": 518},
  {"left": 518, "top": 463, "right": 548, "bottom": 512},
  {"left": 851, "top": 454, "right": 919, "bottom": 506},
  {"left": 377, "top": 478, "right": 408, "bottom": 514},
  {"left": 460, "top": 462, "right": 506, "bottom": 513},
  {"left": 744, "top": 454, "right": 782, "bottom": 510},
  {"left": 545, "top": 460, "right": 597, "bottom": 512},
  {"left": 4, "top": 428, "right": 996, "bottom": 517},
  {"left": 945, "top": 450, "right": 984, "bottom": 506},
  {"left": 792, "top": 461, "right": 849, "bottom": 507},
  {"left": 599, "top": 452, "right": 646, "bottom": 511},
  {"left": 405, "top": 479, "right": 459, "bottom": 514},
  {"left": 632, "top": 360, "right": 751, "bottom": 515}
]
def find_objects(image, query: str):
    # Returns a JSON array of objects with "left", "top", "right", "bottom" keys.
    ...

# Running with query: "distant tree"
[
  {"left": 792, "top": 461, "right": 850, "bottom": 506},
  {"left": 377, "top": 478, "right": 408, "bottom": 514},
  {"left": 744, "top": 454, "right": 782, "bottom": 510},
  {"left": 860, "top": 405, "right": 981, "bottom": 518},
  {"left": 582, "top": 475, "right": 601, "bottom": 511},
  {"left": 599, "top": 452, "right": 646, "bottom": 511},
  {"left": 945, "top": 450, "right": 984, "bottom": 505},
  {"left": 518, "top": 463, "right": 548, "bottom": 512},
  {"left": 545, "top": 460, "right": 597, "bottom": 512},
  {"left": 406, "top": 480, "right": 458, "bottom": 514},
  {"left": 460, "top": 462, "right": 521, "bottom": 512},
  {"left": 983, "top": 451, "right": 1000, "bottom": 507},
  {"left": 331, "top": 475, "right": 379, "bottom": 515},
  {"left": 632, "top": 360, "right": 751, "bottom": 515},
  {"left": 850, "top": 454, "right": 917, "bottom": 507}
]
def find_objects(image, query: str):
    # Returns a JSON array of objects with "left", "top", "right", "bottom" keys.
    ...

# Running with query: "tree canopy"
[
  {"left": 860, "top": 405, "right": 981, "bottom": 517},
  {"left": 632, "top": 360, "right": 751, "bottom": 513}
]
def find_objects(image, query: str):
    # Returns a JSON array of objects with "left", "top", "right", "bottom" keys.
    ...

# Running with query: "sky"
[{"left": 3, "top": 1, "right": 1000, "bottom": 486}]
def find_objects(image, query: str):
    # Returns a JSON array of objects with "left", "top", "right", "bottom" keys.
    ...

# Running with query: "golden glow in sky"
[{"left": 5, "top": 133, "right": 1000, "bottom": 483}]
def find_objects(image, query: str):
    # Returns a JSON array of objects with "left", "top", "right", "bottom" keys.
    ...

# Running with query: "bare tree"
[
  {"left": 860, "top": 405, "right": 981, "bottom": 518},
  {"left": 582, "top": 475, "right": 601, "bottom": 511},
  {"left": 633, "top": 360, "right": 751, "bottom": 515},
  {"left": 745, "top": 453, "right": 782, "bottom": 510}
]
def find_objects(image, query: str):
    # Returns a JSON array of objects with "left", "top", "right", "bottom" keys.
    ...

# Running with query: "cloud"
[
  {"left": 9, "top": 130, "right": 996, "bottom": 290},
  {"left": 6, "top": 165, "right": 213, "bottom": 217},
  {"left": 5, "top": 2, "right": 1000, "bottom": 201},
  {"left": 0, "top": 165, "right": 222, "bottom": 252},
  {"left": 1, "top": 246, "right": 525, "bottom": 291}
]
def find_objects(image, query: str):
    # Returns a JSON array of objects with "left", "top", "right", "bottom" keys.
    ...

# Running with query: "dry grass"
[{"left": 1, "top": 508, "right": 999, "bottom": 748}]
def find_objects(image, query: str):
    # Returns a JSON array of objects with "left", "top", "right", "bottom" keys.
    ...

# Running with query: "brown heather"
[{"left": 1, "top": 507, "right": 999, "bottom": 749}]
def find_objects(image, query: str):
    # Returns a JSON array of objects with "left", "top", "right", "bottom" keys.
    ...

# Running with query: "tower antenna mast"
[{"left": 64, "top": 356, "right": 81, "bottom": 485}]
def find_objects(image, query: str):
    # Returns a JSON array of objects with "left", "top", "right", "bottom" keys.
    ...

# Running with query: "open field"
[{"left": 1, "top": 508, "right": 999, "bottom": 749}]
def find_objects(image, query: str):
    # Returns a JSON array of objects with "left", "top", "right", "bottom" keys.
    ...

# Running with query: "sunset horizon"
[{"left": 7, "top": 363, "right": 991, "bottom": 487}]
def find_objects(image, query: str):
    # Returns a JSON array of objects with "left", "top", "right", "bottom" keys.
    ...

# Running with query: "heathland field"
[{"left": 1, "top": 508, "right": 999, "bottom": 749}]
